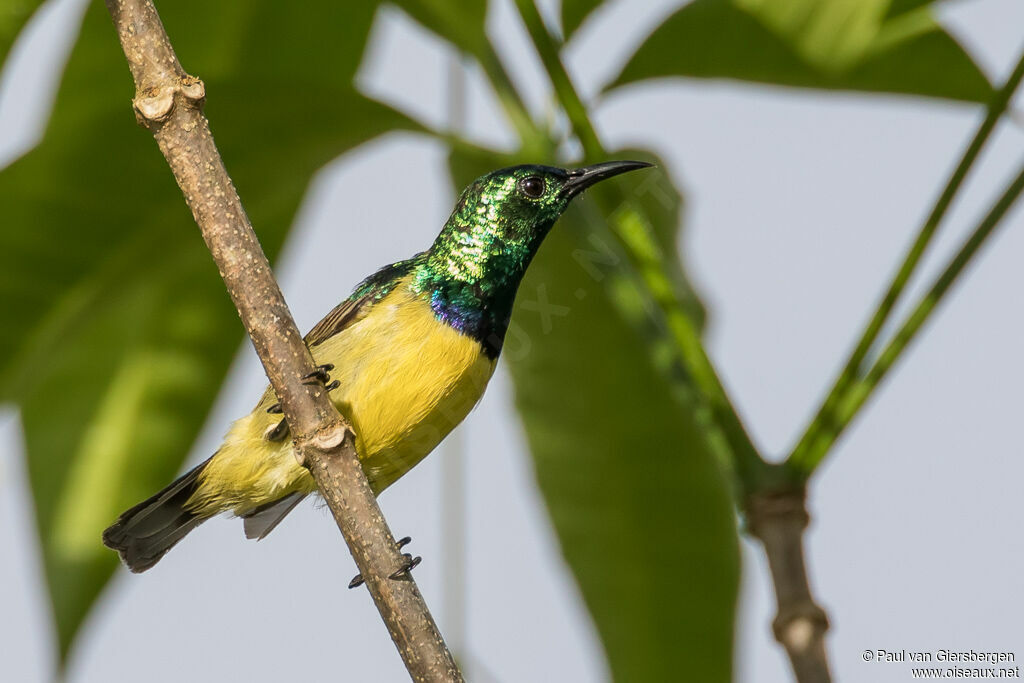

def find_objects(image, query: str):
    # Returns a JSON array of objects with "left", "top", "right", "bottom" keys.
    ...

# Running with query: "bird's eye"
[{"left": 518, "top": 176, "right": 545, "bottom": 199}]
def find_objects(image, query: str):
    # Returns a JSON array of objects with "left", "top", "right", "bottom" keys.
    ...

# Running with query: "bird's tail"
[{"left": 102, "top": 459, "right": 212, "bottom": 573}]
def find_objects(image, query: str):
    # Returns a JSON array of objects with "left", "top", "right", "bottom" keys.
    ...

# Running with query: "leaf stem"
[
  {"left": 513, "top": 0, "right": 769, "bottom": 490},
  {"left": 789, "top": 51, "right": 1024, "bottom": 475},
  {"left": 103, "top": 0, "right": 462, "bottom": 678},
  {"left": 792, "top": 159, "right": 1024, "bottom": 472},
  {"left": 474, "top": 41, "right": 549, "bottom": 155},
  {"left": 512, "top": 0, "right": 600, "bottom": 155},
  {"left": 506, "top": 5, "right": 834, "bottom": 679}
]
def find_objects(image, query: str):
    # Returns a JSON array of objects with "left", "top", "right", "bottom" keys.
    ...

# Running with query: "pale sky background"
[{"left": 1, "top": 0, "right": 1023, "bottom": 681}]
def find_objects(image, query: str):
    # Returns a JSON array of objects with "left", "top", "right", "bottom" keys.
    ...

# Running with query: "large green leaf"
[
  {"left": 0, "top": 0, "right": 44, "bottom": 67},
  {"left": 608, "top": 0, "right": 992, "bottom": 102},
  {"left": 560, "top": 0, "right": 603, "bottom": 40},
  {"left": 16, "top": 247, "right": 240, "bottom": 655},
  {"left": 884, "top": 0, "right": 937, "bottom": 20},
  {"left": 387, "top": 0, "right": 489, "bottom": 56},
  {"left": 449, "top": 149, "right": 738, "bottom": 682},
  {"left": 0, "top": 0, "right": 415, "bottom": 659}
]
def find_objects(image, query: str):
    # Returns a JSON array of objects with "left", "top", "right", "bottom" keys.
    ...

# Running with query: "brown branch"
[
  {"left": 102, "top": 1, "right": 462, "bottom": 679},
  {"left": 746, "top": 488, "right": 832, "bottom": 683}
]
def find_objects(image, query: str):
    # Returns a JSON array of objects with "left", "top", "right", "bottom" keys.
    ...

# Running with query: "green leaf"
[
  {"left": 0, "top": 0, "right": 44, "bottom": 67},
  {"left": 884, "top": 0, "right": 932, "bottom": 20},
  {"left": 560, "top": 0, "right": 603, "bottom": 40},
  {"left": 608, "top": 0, "right": 992, "bottom": 102},
  {"left": 388, "top": 0, "right": 489, "bottom": 56},
  {"left": 17, "top": 248, "right": 240, "bottom": 653},
  {"left": 449, "top": 148, "right": 738, "bottom": 682},
  {"left": 0, "top": 0, "right": 415, "bottom": 660}
]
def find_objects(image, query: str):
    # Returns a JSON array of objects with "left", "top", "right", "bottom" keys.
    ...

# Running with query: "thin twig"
[
  {"left": 102, "top": 1, "right": 461, "bottom": 680},
  {"left": 473, "top": 42, "right": 547, "bottom": 156},
  {"left": 746, "top": 486, "right": 831, "bottom": 683},
  {"left": 512, "top": 0, "right": 601, "bottom": 154},
  {"left": 511, "top": 0, "right": 769, "bottom": 491},
  {"left": 789, "top": 52, "right": 1024, "bottom": 475}
]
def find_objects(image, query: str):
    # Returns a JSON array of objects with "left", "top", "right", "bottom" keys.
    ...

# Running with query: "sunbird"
[{"left": 104, "top": 160, "right": 651, "bottom": 572}]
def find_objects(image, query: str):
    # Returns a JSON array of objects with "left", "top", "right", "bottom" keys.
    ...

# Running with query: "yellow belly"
[{"left": 188, "top": 282, "right": 496, "bottom": 516}]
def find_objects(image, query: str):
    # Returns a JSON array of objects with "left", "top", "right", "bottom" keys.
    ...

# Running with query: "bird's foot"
[
  {"left": 389, "top": 552, "right": 422, "bottom": 581},
  {"left": 264, "top": 364, "right": 339, "bottom": 436},
  {"left": 301, "top": 363, "right": 335, "bottom": 385},
  {"left": 348, "top": 536, "right": 420, "bottom": 589},
  {"left": 265, "top": 419, "right": 289, "bottom": 442},
  {"left": 264, "top": 367, "right": 337, "bottom": 416}
]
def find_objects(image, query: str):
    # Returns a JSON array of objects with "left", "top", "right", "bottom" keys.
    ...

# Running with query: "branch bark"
[
  {"left": 746, "top": 487, "right": 831, "bottom": 683},
  {"left": 103, "top": 1, "right": 461, "bottom": 679}
]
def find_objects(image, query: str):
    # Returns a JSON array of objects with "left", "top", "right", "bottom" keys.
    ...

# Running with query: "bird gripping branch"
[{"left": 103, "top": 161, "right": 651, "bottom": 572}]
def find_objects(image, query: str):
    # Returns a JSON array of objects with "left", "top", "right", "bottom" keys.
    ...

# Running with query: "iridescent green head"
[{"left": 414, "top": 161, "right": 651, "bottom": 355}]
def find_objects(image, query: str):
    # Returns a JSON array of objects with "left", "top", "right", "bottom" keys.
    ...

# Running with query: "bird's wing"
[
  {"left": 304, "top": 254, "right": 424, "bottom": 347},
  {"left": 254, "top": 256, "right": 426, "bottom": 441},
  {"left": 304, "top": 294, "right": 374, "bottom": 347}
]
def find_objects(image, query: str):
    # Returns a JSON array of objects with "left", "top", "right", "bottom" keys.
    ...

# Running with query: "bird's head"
[
  {"left": 417, "top": 160, "right": 651, "bottom": 354},
  {"left": 428, "top": 161, "right": 652, "bottom": 284}
]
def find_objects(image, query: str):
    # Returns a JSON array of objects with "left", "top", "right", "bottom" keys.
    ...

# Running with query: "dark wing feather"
[
  {"left": 242, "top": 493, "right": 307, "bottom": 540},
  {"left": 305, "top": 294, "right": 373, "bottom": 347}
]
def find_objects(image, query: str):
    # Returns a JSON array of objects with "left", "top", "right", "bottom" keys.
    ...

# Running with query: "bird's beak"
[{"left": 560, "top": 160, "right": 653, "bottom": 200}]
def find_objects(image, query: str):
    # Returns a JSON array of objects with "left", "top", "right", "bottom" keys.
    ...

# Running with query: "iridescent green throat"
[{"left": 410, "top": 168, "right": 568, "bottom": 358}]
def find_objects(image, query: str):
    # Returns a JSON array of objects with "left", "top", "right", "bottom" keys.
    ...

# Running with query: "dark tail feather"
[{"left": 102, "top": 459, "right": 211, "bottom": 573}]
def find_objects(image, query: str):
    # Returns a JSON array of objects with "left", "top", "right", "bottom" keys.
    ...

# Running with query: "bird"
[{"left": 103, "top": 160, "right": 651, "bottom": 572}]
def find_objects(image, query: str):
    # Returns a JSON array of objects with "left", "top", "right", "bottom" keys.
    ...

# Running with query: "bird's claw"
[
  {"left": 268, "top": 373, "right": 337, "bottom": 414},
  {"left": 265, "top": 419, "right": 289, "bottom": 442},
  {"left": 348, "top": 536, "right": 420, "bottom": 589},
  {"left": 302, "top": 363, "right": 335, "bottom": 385},
  {"left": 389, "top": 553, "right": 422, "bottom": 580}
]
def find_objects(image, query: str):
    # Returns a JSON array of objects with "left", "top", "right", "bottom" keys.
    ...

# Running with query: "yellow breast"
[
  {"left": 320, "top": 282, "right": 496, "bottom": 490},
  {"left": 190, "top": 278, "right": 496, "bottom": 516}
]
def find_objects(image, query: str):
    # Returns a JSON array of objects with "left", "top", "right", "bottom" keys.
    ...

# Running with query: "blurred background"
[{"left": 1, "top": 0, "right": 1022, "bottom": 681}]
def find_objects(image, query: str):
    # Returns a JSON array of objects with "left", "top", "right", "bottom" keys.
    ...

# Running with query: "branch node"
[
  {"left": 291, "top": 420, "right": 354, "bottom": 467},
  {"left": 133, "top": 76, "right": 205, "bottom": 125},
  {"left": 133, "top": 87, "right": 174, "bottom": 122},
  {"left": 312, "top": 421, "right": 353, "bottom": 452},
  {"left": 745, "top": 487, "right": 809, "bottom": 536},
  {"left": 746, "top": 486, "right": 833, "bottom": 682},
  {"left": 773, "top": 600, "right": 829, "bottom": 654}
]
